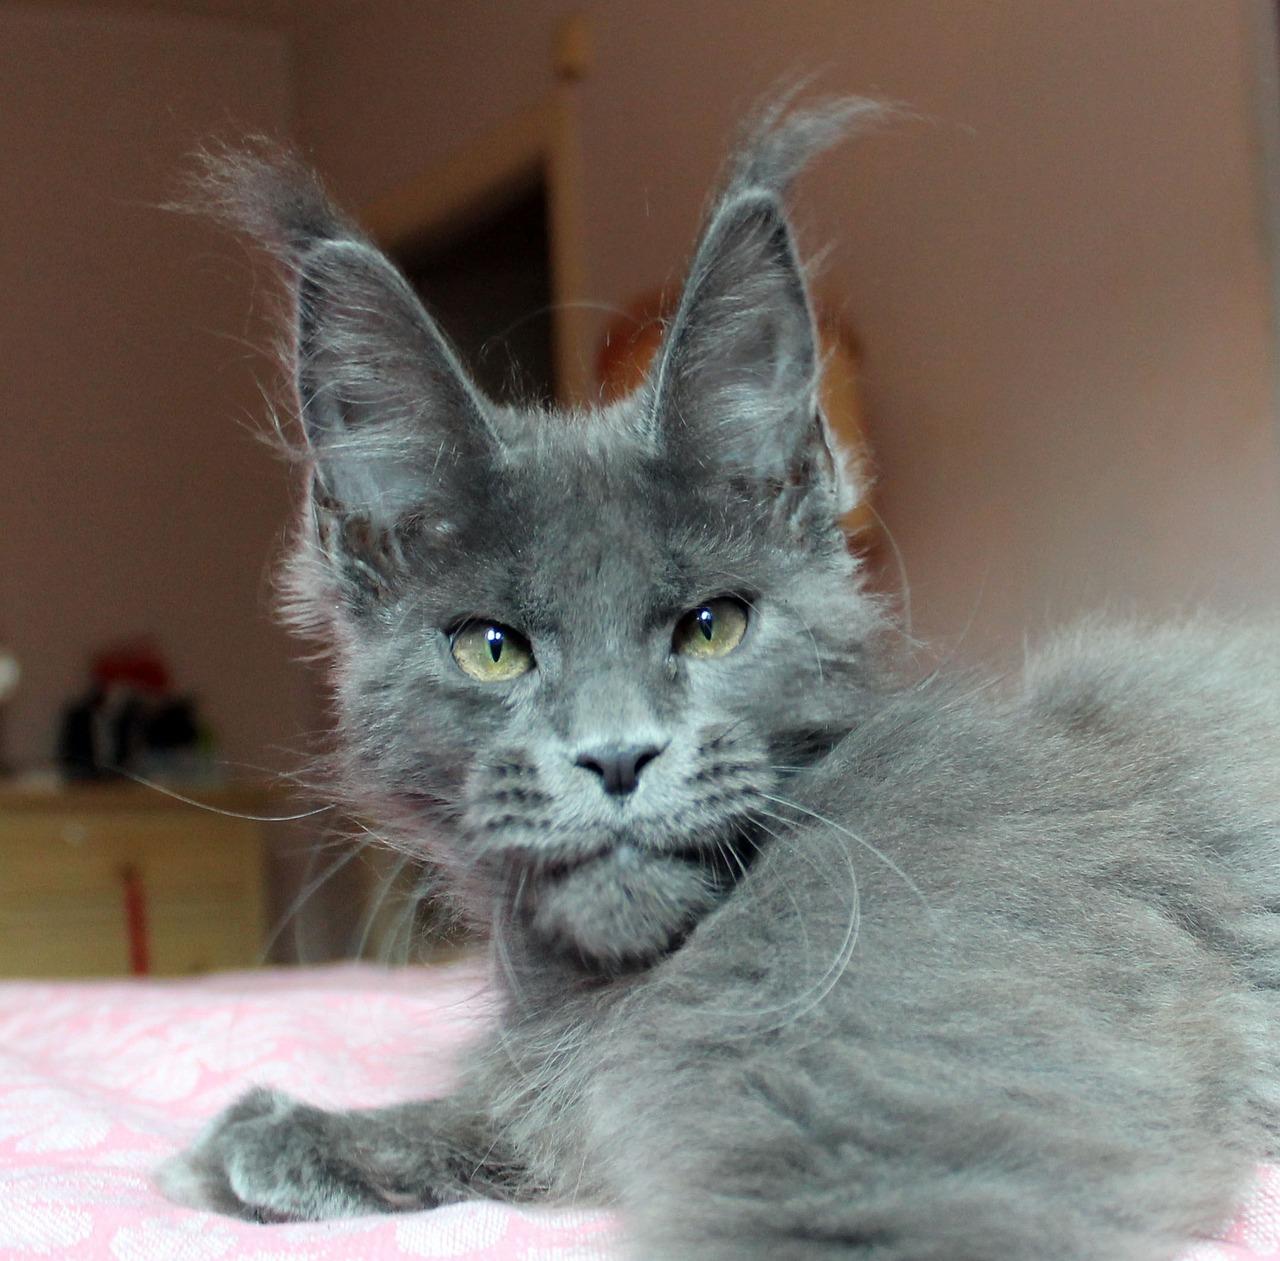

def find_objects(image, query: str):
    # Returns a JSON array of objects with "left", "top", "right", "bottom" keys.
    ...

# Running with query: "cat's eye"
[
  {"left": 450, "top": 621, "right": 535, "bottom": 682},
  {"left": 673, "top": 598, "right": 749, "bottom": 659}
]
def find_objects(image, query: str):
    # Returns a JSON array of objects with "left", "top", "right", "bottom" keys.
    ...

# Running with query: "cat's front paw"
[{"left": 156, "top": 1087, "right": 412, "bottom": 1222}]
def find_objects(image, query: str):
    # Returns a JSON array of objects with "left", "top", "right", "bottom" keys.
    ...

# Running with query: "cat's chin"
[{"left": 521, "top": 844, "right": 729, "bottom": 975}]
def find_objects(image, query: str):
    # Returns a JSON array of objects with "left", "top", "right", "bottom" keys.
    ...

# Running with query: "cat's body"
[{"left": 160, "top": 101, "right": 1280, "bottom": 1259}]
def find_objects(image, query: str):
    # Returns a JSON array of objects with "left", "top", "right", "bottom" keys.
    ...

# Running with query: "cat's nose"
[{"left": 574, "top": 743, "right": 666, "bottom": 796}]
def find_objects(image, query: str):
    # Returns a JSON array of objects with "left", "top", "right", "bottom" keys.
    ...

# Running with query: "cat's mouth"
[{"left": 515, "top": 836, "right": 755, "bottom": 975}]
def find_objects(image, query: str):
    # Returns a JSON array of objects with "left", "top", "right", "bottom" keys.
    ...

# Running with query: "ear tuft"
[
  {"left": 183, "top": 136, "right": 353, "bottom": 263},
  {"left": 724, "top": 93, "right": 892, "bottom": 201}
]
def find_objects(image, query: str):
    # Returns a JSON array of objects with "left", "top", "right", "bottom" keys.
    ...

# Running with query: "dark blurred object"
[{"left": 57, "top": 640, "right": 210, "bottom": 781}]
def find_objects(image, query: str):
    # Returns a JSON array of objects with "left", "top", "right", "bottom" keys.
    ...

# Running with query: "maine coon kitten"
[{"left": 159, "top": 99, "right": 1280, "bottom": 1260}]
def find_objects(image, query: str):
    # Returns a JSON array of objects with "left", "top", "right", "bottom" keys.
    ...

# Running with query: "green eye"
[
  {"left": 450, "top": 621, "right": 534, "bottom": 682},
  {"left": 673, "top": 598, "right": 749, "bottom": 659}
]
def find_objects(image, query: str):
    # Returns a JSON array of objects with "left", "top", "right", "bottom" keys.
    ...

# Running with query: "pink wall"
[
  {"left": 0, "top": 4, "right": 309, "bottom": 772},
  {"left": 4, "top": 1, "right": 1271, "bottom": 958},
  {"left": 296, "top": 0, "right": 1280, "bottom": 662}
]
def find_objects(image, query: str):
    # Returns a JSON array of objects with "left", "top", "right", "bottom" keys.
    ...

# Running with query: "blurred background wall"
[
  {"left": 0, "top": 3, "right": 306, "bottom": 774},
  {"left": 2, "top": 0, "right": 1278, "bottom": 956},
  {"left": 6, "top": 0, "right": 1279, "bottom": 775},
  {"left": 294, "top": 0, "right": 1280, "bottom": 660}
]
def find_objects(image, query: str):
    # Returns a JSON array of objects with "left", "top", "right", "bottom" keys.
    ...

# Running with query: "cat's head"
[{"left": 204, "top": 99, "right": 888, "bottom": 973}]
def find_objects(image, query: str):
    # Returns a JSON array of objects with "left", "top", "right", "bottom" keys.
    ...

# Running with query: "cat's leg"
[
  {"left": 594, "top": 1028, "right": 1247, "bottom": 1261},
  {"left": 619, "top": 1121, "right": 1225, "bottom": 1261},
  {"left": 156, "top": 1086, "right": 527, "bottom": 1221}
]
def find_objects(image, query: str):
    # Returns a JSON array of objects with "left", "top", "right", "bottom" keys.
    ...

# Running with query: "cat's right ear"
[{"left": 192, "top": 144, "right": 499, "bottom": 596}]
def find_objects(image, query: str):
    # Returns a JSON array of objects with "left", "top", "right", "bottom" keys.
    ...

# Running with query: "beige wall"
[
  {"left": 4, "top": 0, "right": 1266, "bottom": 705},
  {"left": 296, "top": 0, "right": 1280, "bottom": 662},
  {"left": 1, "top": 4, "right": 308, "bottom": 771},
  {"left": 4, "top": 0, "right": 1275, "bottom": 959}
]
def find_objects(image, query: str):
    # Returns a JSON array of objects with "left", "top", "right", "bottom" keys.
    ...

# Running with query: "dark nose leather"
[{"left": 575, "top": 744, "right": 664, "bottom": 796}]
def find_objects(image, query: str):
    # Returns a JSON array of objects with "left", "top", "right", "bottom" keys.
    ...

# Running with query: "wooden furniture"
[{"left": 0, "top": 781, "right": 269, "bottom": 978}]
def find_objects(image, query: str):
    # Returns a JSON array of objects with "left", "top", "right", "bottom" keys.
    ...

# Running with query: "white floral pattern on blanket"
[{"left": 0, "top": 961, "right": 1272, "bottom": 1259}]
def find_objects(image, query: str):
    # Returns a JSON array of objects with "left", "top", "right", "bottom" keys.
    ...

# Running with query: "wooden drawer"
[{"left": 0, "top": 786, "right": 269, "bottom": 978}]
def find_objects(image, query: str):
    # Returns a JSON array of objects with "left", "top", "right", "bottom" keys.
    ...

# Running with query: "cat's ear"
[
  {"left": 651, "top": 190, "right": 827, "bottom": 482},
  {"left": 292, "top": 235, "right": 496, "bottom": 519},
  {"left": 190, "top": 142, "right": 499, "bottom": 597},
  {"left": 649, "top": 99, "right": 883, "bottom": 521},
  {"left": 292, "top": 236, "right": 504, "bottom": 601}
]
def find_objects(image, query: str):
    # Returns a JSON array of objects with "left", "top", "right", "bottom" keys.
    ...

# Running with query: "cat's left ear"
[{"left": 649, "top": 189, "right": 854, "bottom": 518}]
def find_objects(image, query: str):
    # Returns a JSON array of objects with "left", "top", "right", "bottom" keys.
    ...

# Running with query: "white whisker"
[{"left": 758, "top": 790, "right": 933, "bottom": 916}]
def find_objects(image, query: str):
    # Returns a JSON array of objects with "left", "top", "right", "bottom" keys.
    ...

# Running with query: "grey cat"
[{"left": 158, "top": 99, "right": 1280, "bottom": 1260}]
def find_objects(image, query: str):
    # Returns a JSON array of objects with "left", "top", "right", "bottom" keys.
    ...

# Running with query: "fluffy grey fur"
[{"left": 159, "top": 99, "right": 1280, "bottom": 1260}]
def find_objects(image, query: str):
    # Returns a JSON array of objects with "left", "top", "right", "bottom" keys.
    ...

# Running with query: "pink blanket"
[{"left": 0, "top": 960, "right": 1274, "bottom": 1259}]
